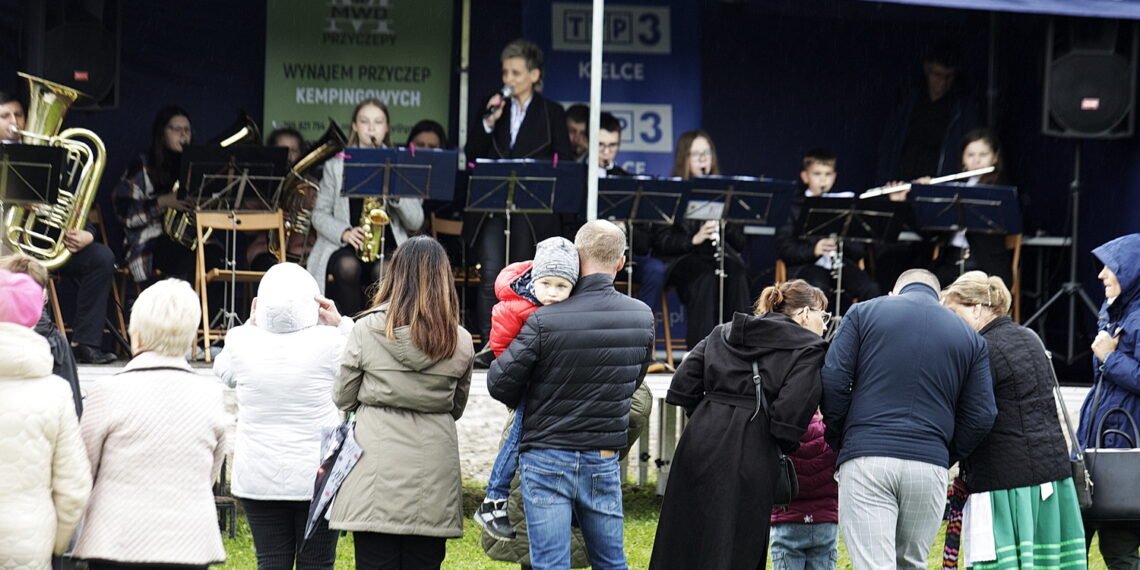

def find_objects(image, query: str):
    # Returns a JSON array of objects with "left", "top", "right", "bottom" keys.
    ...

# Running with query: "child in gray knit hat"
[{"left": 475, "top": 236, "right": 579, "bottom": 539}]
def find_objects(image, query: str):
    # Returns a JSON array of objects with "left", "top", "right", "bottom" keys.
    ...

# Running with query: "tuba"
[
  {"left": 2, "top": 72, "right": 107, "bottom": 270},
  {"left": 162, "top": 112, "right": 262, "bottom": 249},
  {"left": 270, "top": 118, "right": 346, "bottom": 265}
]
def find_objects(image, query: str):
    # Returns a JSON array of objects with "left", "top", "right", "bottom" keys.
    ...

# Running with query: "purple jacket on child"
[{"left": 771, "top": 412, "right": 838, "bottom": 525}]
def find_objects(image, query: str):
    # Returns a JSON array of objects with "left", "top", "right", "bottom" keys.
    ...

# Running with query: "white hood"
[
  {"left": 255, "top": 263, "right": 320, "bottom": 333},
  {"left": 0, "top": 322, "right": 53, "bottom": 379}
]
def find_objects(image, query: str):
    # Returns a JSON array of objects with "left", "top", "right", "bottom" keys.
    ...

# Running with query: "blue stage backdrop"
[{"left": 522, "top": 1, "right": 701, "bottom": 177}]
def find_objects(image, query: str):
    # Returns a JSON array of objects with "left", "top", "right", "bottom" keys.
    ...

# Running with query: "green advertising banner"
[{"left": 264, "top": 0, "right": 453, "bottom": 144}]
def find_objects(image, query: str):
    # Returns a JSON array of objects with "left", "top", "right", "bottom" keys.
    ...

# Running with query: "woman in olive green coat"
[{"left": 329, "top": 236, "right": 475, "bottom": 569}]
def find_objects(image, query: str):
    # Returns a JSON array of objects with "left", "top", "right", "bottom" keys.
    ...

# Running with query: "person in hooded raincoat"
[
  {"left": 213, "top": 263, "right": 353, "bottom": 569},
  {"left": 1079, "top": 233, "right": 1140, "bottom": 569},
  {"left": 649, "top": 279, "right": 828, "bottom": 570}
]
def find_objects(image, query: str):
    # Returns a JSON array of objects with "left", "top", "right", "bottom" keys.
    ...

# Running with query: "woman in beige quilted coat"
[
  {"left": 0, "top": 270, "right": 91, "bottom": 570},
  {"left": 72, "top": 279, "right": 228, "bottom": 569},
  {"left": 328, "top": 236, "right": 474, "bottom": 569}
]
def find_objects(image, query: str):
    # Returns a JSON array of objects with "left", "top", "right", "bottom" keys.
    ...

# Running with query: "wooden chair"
[
  {"left": 1007, "top": 233, "right": 1023, "bottom": 322},
  {"left": 45, "top": 205, "right": 131, "bottom": 356},
  {"left": 430, "top": 213, "right": 480, "bottom": 344},
  {"left": 195, "top": 210, "right": 286, "bottom": 362},
  {"left": 657, "top": 288, "right": 686, "bottom": 370}
]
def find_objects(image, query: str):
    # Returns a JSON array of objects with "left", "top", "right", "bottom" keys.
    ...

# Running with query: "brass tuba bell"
[
  {"left": 2, "top": 72, "right": 107, "bottom": 270},
  {"left": 270, "top": 118, "right": 347, "bottom": 265}
]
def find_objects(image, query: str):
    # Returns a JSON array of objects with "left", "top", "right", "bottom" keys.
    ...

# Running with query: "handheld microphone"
[{"left": 483, "top": 85, "right": 514, "bottom": 120}]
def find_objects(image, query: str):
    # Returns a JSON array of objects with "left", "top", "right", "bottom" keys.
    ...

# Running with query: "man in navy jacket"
[{"left": 821, "top": 268, "right": 996, "bottom": 570}]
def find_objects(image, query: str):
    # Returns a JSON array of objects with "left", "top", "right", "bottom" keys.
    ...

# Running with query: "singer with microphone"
[
  {"left": 652, "top": 130, "right": 752, "bottom": 349},
  {"left": 307, "top": 98, "right": 424, "bottom": 316},
  {"left": 464, "top": 38, "right": 574, "bottom": 365}
]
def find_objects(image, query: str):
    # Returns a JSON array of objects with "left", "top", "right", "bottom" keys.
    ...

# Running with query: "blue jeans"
[
  {"left": 632, "top": 255, "right": 666, "bottom": 312},
  {"left": 485, "top": 400, "right": 525, "bottom": 500},
  {"left": 770, "top": 522, "right": 838, "bottom": 570},
  {"left": 520, "top": 448, "right": 627, "bottom": 570}
]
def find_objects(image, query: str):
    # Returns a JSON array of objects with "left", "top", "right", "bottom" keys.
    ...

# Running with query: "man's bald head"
[
  {"left": 892, "top": 268, "right": 941, "bottom": 295},
  {"left": 574, "top": 220, "right": 626, "bottom": 276}
]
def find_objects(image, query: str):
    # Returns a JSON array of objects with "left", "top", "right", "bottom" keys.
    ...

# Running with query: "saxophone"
[
  {"left": 358, "top": 196, "right": 390, "bottom": 263},
  {"left": 2, "top": 72, "right": 107, "bottom": 270},
  {"left": 270, "top": 118, "right": 346, "bottom": 264},
  {"left": 162, "top": 112, "right": 261, "bottom": 249}
]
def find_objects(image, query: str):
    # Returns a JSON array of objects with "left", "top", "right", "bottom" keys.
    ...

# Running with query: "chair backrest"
[
  {"left": 195, "top": 210, "right": 287, "bottom": 266},
  {"left": 430, "top": 213, "right": 463, "bottom": 239}
]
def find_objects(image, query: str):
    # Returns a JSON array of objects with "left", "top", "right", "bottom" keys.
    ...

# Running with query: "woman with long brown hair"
[
  {"left": 650, "top": 279, "right": 829, "bottom": 569},
  {"left": 327, "top": 235, "right": 474, "bottom": 569}
]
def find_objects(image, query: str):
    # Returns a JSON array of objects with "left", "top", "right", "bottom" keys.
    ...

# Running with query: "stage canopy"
[{"left": 863, "top": 0, "right": 1140, "bottom": 19}]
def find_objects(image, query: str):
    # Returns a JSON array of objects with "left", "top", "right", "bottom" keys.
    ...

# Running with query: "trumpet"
[
  {"left": 358, "top": 196, "right": 390, "bottom": 263},
  {"left": 858, "top": 166, "right": 995, "bottom": 199}
]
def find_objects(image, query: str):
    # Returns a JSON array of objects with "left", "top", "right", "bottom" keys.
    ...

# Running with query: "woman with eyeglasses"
[
  {"left": 651, "top": 279, "right": 829, "bottom": 570},
  {"left": 652, "top": 129, "right": 752, "bottom": 348},
  {"left": 307, "top": 98, "right": 425, "bottom": 316},
  {"left": 112, "top": 105, "right": 223, "bottom": 287},
  {"left": 941, "top": 271, "right": 1086, "bottom": 569}
]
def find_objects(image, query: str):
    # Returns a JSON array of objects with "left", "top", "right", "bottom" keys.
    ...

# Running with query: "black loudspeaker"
[
  {"left": 25, "top": 0, "right": 121, "bottom": 111},
  {"left": 1042, "top": 18, "right": 1138, "bottom": 139}
]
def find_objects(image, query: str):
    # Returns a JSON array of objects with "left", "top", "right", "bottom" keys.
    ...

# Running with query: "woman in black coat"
[
  {"left": 649, "top": 279, "right": 829, "bottom": 570},
  {"left": 941, "top": 271, "right": 1086, "bottom": 568}
]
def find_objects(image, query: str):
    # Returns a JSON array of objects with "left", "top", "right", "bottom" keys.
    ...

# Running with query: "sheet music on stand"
[
  {"left": 181, "top": 144, "right": 289, "bottom": 212},
  {"left": 466, "top": 159, "right": 586, "bottom": 264},
  {"left": 684, "top": 176, "right": 797, "bottom": 318},
  {"left": 342, "top": 147, "right": 458, "bottom": 201},
  {"left": 797, "top": 195, "right": 906, "bottom": 244},
  {"left": 180, "top": 144, "right": 289, "bottom": 337},
  {"left": 598, "top": 176, "right": 687, "bottom": 295},
  {"left": 0, "top": 144, "right": 64, "bottom": 204},
  {"left": 598, "top": 176, "right": 687, "bottom": 226},
  {"left": 909, "top": 182, "right": 1022, "bottom": 235},
  {"left": 797, "top": 195, "right": 906, "bottom": 330},
  {"left": 910, "top": 182, "right": 1021, "bottom": 281},
  {"left": 686, "top": 175, "right": 797, "bottom": 226}
]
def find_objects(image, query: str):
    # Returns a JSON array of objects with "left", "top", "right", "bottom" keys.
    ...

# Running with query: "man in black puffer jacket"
[{"left": 488, "top": 220, "right": 654, "bottom": 570}]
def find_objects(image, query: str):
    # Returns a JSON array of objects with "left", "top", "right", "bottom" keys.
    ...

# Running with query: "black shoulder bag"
[{"left": 751, "top": 360, "right": 799, "bottom": 507}]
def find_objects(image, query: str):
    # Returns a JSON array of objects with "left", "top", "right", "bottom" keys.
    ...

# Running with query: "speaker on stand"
[
  {"left": 24, "top": 0, "right": 121, "bottom": 110},
  {"left": 1026, "top": 18, "right": 1138, "bottom": 364}
]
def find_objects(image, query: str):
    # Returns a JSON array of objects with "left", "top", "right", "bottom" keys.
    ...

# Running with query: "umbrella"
[{"left": 304, "top": 418, "right": 362, "bottom": 540}]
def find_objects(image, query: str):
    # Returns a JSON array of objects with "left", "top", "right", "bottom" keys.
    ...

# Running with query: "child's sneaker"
[{"left": 474, "top": 498, "right": 516, "bottom": 540}]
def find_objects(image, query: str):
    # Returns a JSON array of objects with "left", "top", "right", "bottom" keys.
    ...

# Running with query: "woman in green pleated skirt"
[
  {"left": 970, "top": 478, "right": 1087, "bottom": 569},
  {"left": 942, "top": 272, "right": 1087, "bottom": 569}
]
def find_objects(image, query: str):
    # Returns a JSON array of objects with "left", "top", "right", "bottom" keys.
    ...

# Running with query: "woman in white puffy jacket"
[
  {"left": 0, "top": 270, "right": 91, "bottom": 569},
  {"left": 213, "top": 263, "right": 354, "bottom": 569}
]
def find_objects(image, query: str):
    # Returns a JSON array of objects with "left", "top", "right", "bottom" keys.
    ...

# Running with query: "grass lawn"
[{"left": 219, "top": 482, "right": 1108, "bottom": 569}]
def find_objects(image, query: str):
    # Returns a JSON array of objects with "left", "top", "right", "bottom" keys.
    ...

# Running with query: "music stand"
[
  {"left": 343, "top": 147, "right": 458, "bottom": 276},
  {"left": 686, "top": 176, "right": 797, "bottom": 317},
  {"left": 0, "top": 144, "right": 63, "bottom": 205},
  {"left": 181, "top": 144, "right": 289, "bottom": 333},
  {"left": 599, "top": 176, "right": 687, "bottom": 295},
  {"left": 909, "top": 183, "right": 1022, "bottom": 278},
  {"left": 466, "top": 159, "right": 586, "bottom": 264},
  {"left": 798, "top": 196, "right": 905, "bottom": 331}
]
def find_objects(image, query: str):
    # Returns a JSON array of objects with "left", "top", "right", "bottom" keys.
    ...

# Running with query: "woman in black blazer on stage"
[{"left": 464, "top": 39, "right": 574, "bottom": 358}]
